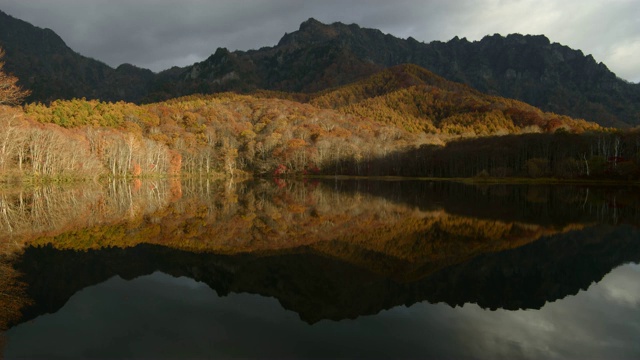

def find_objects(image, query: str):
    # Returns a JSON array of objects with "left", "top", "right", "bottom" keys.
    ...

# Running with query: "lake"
[{"left": 1, "top": 179, "right": 639, "bottom": 359}]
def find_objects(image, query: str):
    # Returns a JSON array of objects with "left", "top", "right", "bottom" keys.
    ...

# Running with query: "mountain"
[
  {"left": 0, "top": 9, "right": 153, "bottom": 103},
  {"left": 168, "top": 18, "right": 639, "bottom": 128},
  {"left": 1, "top": 11, "right": 639, "bottom": 128},
  {"left": 301, "top": 64, "right": 600, "bottom": 135}
]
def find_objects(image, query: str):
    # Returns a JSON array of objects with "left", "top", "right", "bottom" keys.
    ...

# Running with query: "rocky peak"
[
  {"left": 506, "top": 33, "right": 550, "bottom": 46},
  {"left": 207, "top": 47, "right": 233, "bottom": 63},
  {"left": 476, "top": 33, "right": 550, "bottom": 48},
  {"left": 299, "top": 17, "right": 325, "bottom": 31},
  {"left": 277, "top": 18, "right": 350, "bottom": 48}
]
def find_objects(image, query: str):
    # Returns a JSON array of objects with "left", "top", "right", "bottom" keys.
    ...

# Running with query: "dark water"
[
  {"left": 1, "top": 179, "right": 639, "bottom": 359},
  {"left": 5, "top": 266, "right": 640, "bottom": 359}
]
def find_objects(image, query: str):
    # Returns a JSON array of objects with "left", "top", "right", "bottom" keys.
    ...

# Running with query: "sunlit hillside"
[{"left": 3, "top": 65, "right": 611, "bottom": 182}]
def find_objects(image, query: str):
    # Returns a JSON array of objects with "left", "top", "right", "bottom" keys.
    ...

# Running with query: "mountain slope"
[
  {"left": 170, "top": 18, "right": 639, "bottom": 127},
  {"left": 422, "top": 34, "right": 640, "bottom": 128},
  {"left": 302, "top": 64, "right": 600, "bottom": 135},
  {"left": 0, "top": 9, "right": 153, "bottom": 103}
]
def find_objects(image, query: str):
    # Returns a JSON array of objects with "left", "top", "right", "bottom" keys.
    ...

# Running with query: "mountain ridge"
[{"left": 1, "top": 10, "right": 638, "bottom": 127}]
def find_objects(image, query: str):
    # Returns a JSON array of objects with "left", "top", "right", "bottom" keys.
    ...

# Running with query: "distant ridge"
[{"left": 1, "top": 11, "right": 638, "bottom": 128}]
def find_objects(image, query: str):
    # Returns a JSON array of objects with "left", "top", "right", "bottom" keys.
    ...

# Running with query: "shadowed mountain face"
[
  {"left": 1, "top": 11, "right": 638, "bottom": 127},
  {"left": 0, "top": 10, "right": 154, "bottom": 103},
  {"left": 1, "top": 180, "right": 639, "bottom": 326}
]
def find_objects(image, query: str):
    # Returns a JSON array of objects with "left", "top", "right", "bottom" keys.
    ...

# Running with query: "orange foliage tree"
[{"left": 0, "top": 47, "right": 30, "bottom": 105}]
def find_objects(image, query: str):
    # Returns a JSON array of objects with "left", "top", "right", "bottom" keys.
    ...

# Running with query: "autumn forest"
[{"left": 1, "top": 46, "right": 638, "bottom": 184}]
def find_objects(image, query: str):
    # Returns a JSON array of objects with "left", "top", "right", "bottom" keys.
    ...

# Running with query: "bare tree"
[{"left": 0, "top": 111, "right": 26, "bottom": 172}]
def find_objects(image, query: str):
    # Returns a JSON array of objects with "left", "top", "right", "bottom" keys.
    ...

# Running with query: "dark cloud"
[{"left": 0, "top": 0, "right": 638, "bottom": 82}]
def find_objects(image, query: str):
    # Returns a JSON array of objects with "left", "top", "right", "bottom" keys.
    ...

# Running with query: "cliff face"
[
  {"left": 2, "top": 12, "right": 639, "bottom": 128},
  {"left": 422, "top": 34, "right": 640, "bottom": 128}
]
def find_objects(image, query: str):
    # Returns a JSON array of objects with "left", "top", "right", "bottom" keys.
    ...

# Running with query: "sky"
[{"left": 0, "top": 0, "right": 638, "bottom": 83}]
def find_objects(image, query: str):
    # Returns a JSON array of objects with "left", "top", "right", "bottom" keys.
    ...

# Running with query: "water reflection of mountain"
[
  {"left": 14, "top": 224, "right": 640, "bottom": 324},
  {"left": 2, "top": 179, "right": 640, "bottom": 327}
]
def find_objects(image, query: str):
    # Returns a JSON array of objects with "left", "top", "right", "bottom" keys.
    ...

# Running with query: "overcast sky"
[{"left": 0, "top": 0, "right": 638, "bottom": 82}]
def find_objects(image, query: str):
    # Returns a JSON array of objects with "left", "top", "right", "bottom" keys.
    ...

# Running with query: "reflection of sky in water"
[{"left": 5, "top": 264, "right": 640, "bottom": 359}]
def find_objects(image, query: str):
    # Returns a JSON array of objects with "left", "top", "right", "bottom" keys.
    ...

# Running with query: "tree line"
[{"left": 322, "top": 131, "right": 640, "bottom": 180}]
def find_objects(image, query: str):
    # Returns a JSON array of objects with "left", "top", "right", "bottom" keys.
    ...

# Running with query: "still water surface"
[
  {"left": 5, "top": 265, "right": 640, "bottom": 359},
  {"left": 1, "top": 179, "right": 639, "bottom": 359}
]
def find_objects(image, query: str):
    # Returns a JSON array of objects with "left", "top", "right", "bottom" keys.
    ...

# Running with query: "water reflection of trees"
[
  {"left": 2, "top": 179, "right": 640, "bottom": 331},
  {"left": 1, "top": 185, "right": 102, "bottom": 241},
  {"left": 0, "top": 179, "right": 178, "bottom": 341},
  {"left": 2, "top": 179, "right": 635, "bottom": 288},
  {"left": 0, "top": 253, "right": 29, "bottom": 350},
  {"left": 2, "top": 180, "right": 638, "bottom": 253},
  {"left": 0, "top": 180, "right": 178, "bottom": 244}
]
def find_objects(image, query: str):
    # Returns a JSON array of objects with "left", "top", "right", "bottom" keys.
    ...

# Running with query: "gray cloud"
[{"left": 0, "top": 0, "right": 638, "bottom": 82}]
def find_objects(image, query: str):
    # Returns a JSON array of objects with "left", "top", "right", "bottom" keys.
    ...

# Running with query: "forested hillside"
[
  {"left": 280, "top": 64, "right": 600, "bottom": 135},
  {"left": 0, "top": 60, "right": 614, "bottom": 182}
]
